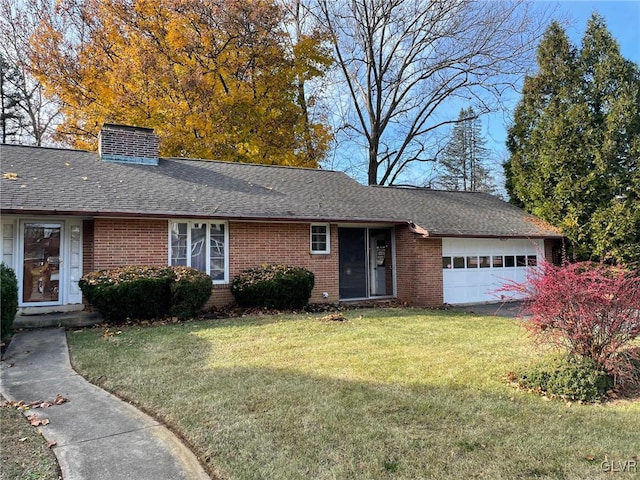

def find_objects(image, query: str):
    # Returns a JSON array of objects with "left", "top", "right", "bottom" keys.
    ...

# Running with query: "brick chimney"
[{"left": 98, "top": 124, "right": 159, "bottom": 166}]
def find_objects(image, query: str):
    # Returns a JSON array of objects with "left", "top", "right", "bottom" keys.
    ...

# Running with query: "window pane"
[
  {"left": 527, "top": 255, "right": 537, "bottom": 266},
  {"left": 170, "top": 223, "right": 188, "bottom": 266},
  {"left": 311, "top": 225, "right": 328, "bottom": 252},
  {"left": 467, "top": 256, "right": 478, "bottom": 268},
  {"left": 191, "top": 224, "right": 207, "bottom": 272},
  {"left": 453, "top": 257, "right": 465, "bottom": 268},
  {"left": 479, "top": 256, "right": 490, "bottom": 268},
  {"left": 516, "top": 255, "right": 526, "bottom": 267},
  {"left": 442, "top": 256, "right": 452, "bottom": 269},
  {"left": 210, "top": 224, "right": 225, "bottom": 280},
  {"left": 505, "top": 256, "right": 515, "bottom": 267},
  {"left": 492, "top": 256, "right": 503, "bottom": 268}
]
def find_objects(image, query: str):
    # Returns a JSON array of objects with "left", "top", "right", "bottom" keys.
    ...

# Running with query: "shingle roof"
[
  {"left": 368, "top": 186, "right": 562, "bottom": 238},
  {"left": 0, "top": 144, "right": 561, "bottom": 238}
]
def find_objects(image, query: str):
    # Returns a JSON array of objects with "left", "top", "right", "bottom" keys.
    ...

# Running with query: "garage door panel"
[{"left": 442, "top": 238, "right": 541, "bottom": 304}]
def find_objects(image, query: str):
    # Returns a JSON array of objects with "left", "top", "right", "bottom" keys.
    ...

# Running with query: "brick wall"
[
  {"left": 395, "top": 225, "right": 416, "bottom": 304},
  {"left": 82, "top": 217, "right": 445, "bottom": 308},
  {"left": 91, "top": 218, "right": 168, "bottom": 269},
  {"left": 82, "top": 220, "right": 94, "bottom": 275},
  {"left": 414, "top": 237, "right": 443, "bottom": 306},
  {"left": 395, "top": 225, "right": 443, "bottom": 306},
  {"left": 83, "top": 218, "right": 339, "bottom": 307},
  {"left": 217, "top": 221, "right": 339, "bottom": 306}
]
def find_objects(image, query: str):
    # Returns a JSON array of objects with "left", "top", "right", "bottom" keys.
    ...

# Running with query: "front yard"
[{"left": 67, "top": 309, "right": 639, "bottom": 479}]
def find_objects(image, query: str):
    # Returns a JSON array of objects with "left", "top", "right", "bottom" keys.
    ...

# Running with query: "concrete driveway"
[{"left": 452, "top": 301, "right": 526, "bottom": 318}]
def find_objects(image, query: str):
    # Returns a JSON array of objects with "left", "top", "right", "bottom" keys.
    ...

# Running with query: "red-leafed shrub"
[{"left": 500, "top": 261, "right": 640, "bottom": 387}]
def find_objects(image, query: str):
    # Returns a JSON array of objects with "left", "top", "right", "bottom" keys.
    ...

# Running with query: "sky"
[{"left": 485, "top": 0, "right": 640, "bottom": 190}]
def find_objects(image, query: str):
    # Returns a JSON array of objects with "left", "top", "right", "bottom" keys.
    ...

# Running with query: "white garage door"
[{"left": 442, "top": 238, "right": 542, "bottom": 304}]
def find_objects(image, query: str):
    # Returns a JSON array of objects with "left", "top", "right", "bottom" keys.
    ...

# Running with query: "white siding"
[
  {"left": 66, "top": 220, "right": 83, "bottom": 304},
  {"left": 1, "top": 221, "right": 15, "bottom": 269}
]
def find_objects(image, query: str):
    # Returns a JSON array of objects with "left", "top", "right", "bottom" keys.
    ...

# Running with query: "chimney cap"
[{"left": 101, "top": 123, "right": 155, "bottom": 134}]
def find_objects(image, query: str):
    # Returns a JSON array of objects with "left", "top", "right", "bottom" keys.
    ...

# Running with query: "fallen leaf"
[
  {"left": 2, "top": 172, "right": 18, "bottom": 180},
  {"left": 585, "top": 454, "right": 595, "bottom": 461},
  {"left": 46, "top": 441, "right": 57, "bottom": 449},
  {"left": 27, "top": 414, "right": 50, "bottom": 427},
  {"left": 53, "top": 395, "right": 68, "bottom": 405}
]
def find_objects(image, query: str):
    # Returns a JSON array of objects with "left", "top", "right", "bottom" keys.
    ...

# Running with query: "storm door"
[
  {"left": 369, "top": 229, "right": 392, "bottom": 296},
  {"left": 21, "top": 222, "right": 62, "bottom": 305},
  {"left": 338, "top": 228, "right": 368, "bottom": 299}
]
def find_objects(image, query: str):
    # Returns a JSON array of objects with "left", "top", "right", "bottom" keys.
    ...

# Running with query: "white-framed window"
[
  {"left": 169, "top": 221, "right": 228, "bottom": 283},
  {"left": 310, "top": 224, "right": 330, "bottom": 254}
]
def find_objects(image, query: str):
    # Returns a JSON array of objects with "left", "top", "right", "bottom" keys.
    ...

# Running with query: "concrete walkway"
[{"left": 0, "top": 328, "right": 210, "bottom": 480}]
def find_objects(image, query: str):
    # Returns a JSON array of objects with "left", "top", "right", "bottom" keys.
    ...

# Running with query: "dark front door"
[{"left": 338, "top": 228, "right": 367, "bottom": 299}]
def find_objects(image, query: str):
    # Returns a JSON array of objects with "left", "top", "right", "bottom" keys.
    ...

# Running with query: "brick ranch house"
[{"left": 1, "top": 124, "right": 562, "bottom": 314}]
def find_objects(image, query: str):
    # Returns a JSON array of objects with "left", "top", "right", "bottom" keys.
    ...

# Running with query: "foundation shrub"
[
  {"left": 80, "top": 266, "right": 212, "bottom": 323},
  {"left": 231, "top": 264, "right": 314, "bottom": 309},
  {"left": 1, "top": 264, "right": 18, "bottom": 339},
  {"left": 170, "top": 267, "right": 213, "bottom": 320}
]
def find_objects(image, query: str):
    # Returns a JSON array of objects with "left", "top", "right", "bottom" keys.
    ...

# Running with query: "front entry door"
[
  {"left": 21, "top": 222, "right": 62, "bottom": 305},
  {"left": 369, "top": 232, "right": 388, "bottom": 296}
]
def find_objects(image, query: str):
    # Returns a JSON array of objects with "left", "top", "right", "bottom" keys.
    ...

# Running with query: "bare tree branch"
[
  {"left": 0, "top": 0, "right": 62, "bottom": 145},
  {"left": 313, "top": 0, "right": 552, "bottom": 185}
]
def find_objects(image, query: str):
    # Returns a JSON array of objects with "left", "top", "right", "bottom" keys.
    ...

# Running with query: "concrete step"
[{"left": 14, "top": 311, "right": 103, "bottom": 329}]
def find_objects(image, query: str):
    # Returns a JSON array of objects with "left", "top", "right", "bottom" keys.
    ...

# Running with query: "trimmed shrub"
[
  {"left": 170, "top": 267, "right": 213, "bottom": 320},
  {"left": 80, "top": 266, "right": 172, "bottom": 323},
  {"left": 79, "top": 266, "right": 212, "bottom": 323},
  {"left": 231, "top": 264, "right": 314, "bottom": 309},
  {"left": 1, "top": 263, "right": 18, "bottom": 340},
  {"left": 518, "top": 354, "right": 613, "bottom": 402}
]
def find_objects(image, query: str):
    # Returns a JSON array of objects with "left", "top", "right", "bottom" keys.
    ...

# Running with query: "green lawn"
[{"left": 67, "top": 309, "right": 640, "bottom": 479}]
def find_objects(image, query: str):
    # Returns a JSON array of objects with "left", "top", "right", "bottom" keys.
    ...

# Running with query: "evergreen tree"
[
  {"left": 438, "top": 107, "right": 496, "bottom": 193},
  {"left": 505, "top": 15, "right": 640, "bottom": 263},
  {"left": 0, "top": 53, "right": 24, "bottom": 143}
]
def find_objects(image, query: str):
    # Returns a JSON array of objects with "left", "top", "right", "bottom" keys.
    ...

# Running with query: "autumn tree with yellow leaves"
[{"left": 27, "top": 0, "right": 332, "bottom": 167}]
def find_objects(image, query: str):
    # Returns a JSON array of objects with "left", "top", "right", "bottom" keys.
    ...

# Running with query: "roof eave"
[
  {"left": 407, "top": 221, "right": 563, "bottom": 239},
  {"left": 0, "top": 208, "right": 402, "bottom": 225}
]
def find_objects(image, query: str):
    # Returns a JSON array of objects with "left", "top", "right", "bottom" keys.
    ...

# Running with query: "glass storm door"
[
  {"left": 22, "top": 223, "right": 62, "bottom": 304},
  {"left": 369, "top": 231, "right": 389, "bottom": 296}
]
